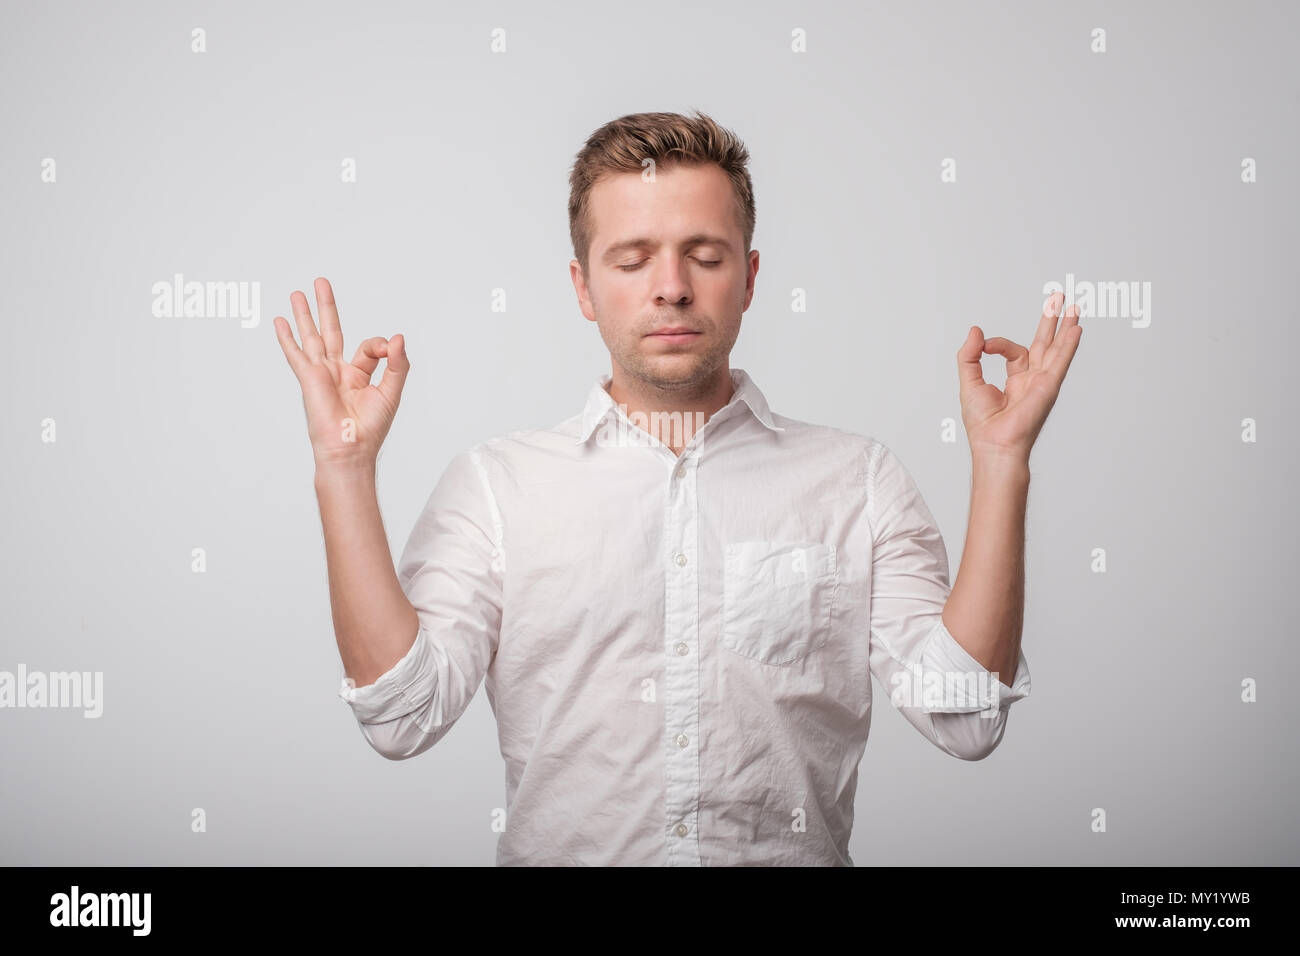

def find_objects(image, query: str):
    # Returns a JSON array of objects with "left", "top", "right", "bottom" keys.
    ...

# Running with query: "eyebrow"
[{"left": 601, "top": 233, "right": 733, "bottom": 262}]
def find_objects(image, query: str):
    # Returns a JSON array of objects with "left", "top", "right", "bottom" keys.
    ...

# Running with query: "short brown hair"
[{"left": 567, "top": 110, "right": 756, "bottom": 276}]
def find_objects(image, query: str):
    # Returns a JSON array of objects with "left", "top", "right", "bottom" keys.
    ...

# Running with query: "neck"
[{"left": 606, "top": 365, "right": 734, "bottom": 456}]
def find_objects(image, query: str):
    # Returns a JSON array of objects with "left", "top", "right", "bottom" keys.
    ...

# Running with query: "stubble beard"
[{"left": 616, "top": 328, "right": 731, "bottom": 399}]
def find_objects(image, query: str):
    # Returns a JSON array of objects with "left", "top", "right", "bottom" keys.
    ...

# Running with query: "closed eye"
[{"left": 617, "top": 258, "right": 722, "bottom": 272}]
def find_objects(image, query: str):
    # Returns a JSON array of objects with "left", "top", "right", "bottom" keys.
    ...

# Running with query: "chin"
[{"left": 644, "top": 358, "right": 713, "bottom": 387}]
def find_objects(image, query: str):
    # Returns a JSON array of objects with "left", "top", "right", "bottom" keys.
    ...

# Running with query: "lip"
[
  {"left": 646, "top": 327, "right": 701, "bottom": 343},
  {"left": 647, "top": 331, "right": 700, "bottom": 346}
]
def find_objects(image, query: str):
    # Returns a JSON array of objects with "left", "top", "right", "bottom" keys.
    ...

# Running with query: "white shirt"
[{"left": 338, "top": 368, "right": 1031, "bottom": 866}]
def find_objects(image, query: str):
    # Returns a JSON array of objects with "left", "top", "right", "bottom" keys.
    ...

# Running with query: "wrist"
[
  {"left": 970, "top": 447, "right": 1031, "bottom": 484},
  {"left": 314, "top": 457, "right": 377, "bottom": 489}
]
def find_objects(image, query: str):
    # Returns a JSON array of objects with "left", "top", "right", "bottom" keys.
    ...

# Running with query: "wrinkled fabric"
[{"left": 338, "top": 368, "right": 1031, "bottom": 865}]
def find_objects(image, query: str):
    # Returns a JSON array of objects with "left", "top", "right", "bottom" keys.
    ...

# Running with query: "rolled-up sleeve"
[
  {"left": 337, "top": 445, "right": 505, "bottom": 760},
  {"left": 865, "top": 440, "right": 1031, "bottom": 761}
]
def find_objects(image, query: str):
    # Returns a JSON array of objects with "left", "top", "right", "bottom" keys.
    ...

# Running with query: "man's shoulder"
[
  {"left": 761, "top": 412, "right": 902, "bottom": 491},
  {"left": 470, "top": 412, "right": 585, "bottom": 455},
  {"left": 769, "top": 411, "right": 885, "bottom": 457},
  {"left": 443, "top": 414, "right": 586, "bottom": 484}
]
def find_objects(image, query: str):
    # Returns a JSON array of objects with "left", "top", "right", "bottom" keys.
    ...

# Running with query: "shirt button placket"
[{"left": 663, "top": 454, "right": 701, "bottom": 865}]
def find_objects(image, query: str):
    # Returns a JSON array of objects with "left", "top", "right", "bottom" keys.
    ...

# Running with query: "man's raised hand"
[
  {"left": 956, "top": 290, "right": 1082, "bottom": 461},
  {"left": 273, "top": 277, "right": 410, "bottom": 468}
]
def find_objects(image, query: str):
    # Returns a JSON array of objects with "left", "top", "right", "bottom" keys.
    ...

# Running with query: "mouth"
[{"left": 646, "top": 327, "right": 702, "bottom": 345}]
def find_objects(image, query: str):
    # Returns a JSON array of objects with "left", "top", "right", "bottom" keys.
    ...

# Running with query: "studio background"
[{"left": 2, "top": 0, "right": 1295, "bottom": 865}]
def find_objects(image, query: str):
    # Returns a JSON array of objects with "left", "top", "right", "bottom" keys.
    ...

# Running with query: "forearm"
[
  {"left": 941, "top": 451, "right": 1030, "bottom": 685},
  {"left": 314, "top": 463, "right": 420, "bottom": 687}
]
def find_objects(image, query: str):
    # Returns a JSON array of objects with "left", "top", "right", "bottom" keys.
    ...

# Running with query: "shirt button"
[
  {"left": 674, "top": 553, "right": 687, "bottom": 567},
  {"left": 676, "top": 733, "right": 689, "bottom": 748},
  {"left": 675, "top": 642, "right": 689, "bottom": 656},
  {"left": 675, "top": 823, "right": 688, "bottom": 837},
  {"left": 674, "top": 463, "right": 687, "bottom": 479}
]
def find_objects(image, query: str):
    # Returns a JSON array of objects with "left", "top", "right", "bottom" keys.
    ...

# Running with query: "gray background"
[{"left": 1, "top": 0, "right": 1295, "bottom": 865}]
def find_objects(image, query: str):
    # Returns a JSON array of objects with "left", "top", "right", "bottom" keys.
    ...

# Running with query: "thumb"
[
  {"left": 956, "top": 325, "right": 986, "bottom": 390},
  {"left": 377, "top": 333, "right": 410, "bottom": 408}
]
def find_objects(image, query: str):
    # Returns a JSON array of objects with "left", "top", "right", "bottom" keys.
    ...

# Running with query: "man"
[{"left": 273, "top": 110, "right": 1081, "bottom": 866}]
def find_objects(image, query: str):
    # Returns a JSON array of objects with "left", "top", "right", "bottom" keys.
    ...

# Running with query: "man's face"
[{"left": 570, "top": 162, "right": 759, "bottom": 393}]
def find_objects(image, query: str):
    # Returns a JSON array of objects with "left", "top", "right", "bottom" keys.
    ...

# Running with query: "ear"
[
  {"left": 742, "top": 248, "right": 760, "bottom": 312},
  {"left": 570, "top": 259, "right": 596, "bottom": 322}
]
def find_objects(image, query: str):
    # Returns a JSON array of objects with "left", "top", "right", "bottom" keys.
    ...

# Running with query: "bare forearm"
[
  {"left": 314, "top": 463, "right": 420, "bottom": 687},
  {"left": 941, "top": 452, "right": 1029, "bottom": 685}
]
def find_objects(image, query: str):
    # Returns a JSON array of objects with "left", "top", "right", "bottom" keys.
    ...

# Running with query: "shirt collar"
[{"left": 574, "top": 367, "right": 784, "bottom": 445}]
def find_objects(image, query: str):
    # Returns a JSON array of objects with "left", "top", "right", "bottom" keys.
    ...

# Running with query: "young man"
[{"left": 274, "top": 111, "right": 1082, "bottom": 866}]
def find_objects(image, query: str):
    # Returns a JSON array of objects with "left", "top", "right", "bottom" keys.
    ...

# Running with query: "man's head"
[{"left": 568, "top": 111, "right": 758, "bottom": 395}]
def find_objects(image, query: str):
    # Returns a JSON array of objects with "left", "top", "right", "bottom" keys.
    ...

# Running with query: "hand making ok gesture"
[
  {"left": 956, "top": 291, "right": 1083, "bottom": 461},
  {"left": 273, "top": 277, "right": 410, "bottom": 468}
]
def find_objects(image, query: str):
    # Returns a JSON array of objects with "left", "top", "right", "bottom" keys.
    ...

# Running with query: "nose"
[{"left": 651, "top": 256, "right": 692, "bottom": 307}]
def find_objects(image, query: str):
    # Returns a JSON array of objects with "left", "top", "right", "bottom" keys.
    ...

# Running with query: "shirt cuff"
[
  {"left": 915, "top": 619, "right": 1031, "bottom": 714},
  {"left": 337, "top": 626, "right": 434, "bottom": 724}
]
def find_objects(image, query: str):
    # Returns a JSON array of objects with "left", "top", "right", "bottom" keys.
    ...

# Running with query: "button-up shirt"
[{"left": 338, "top": 367, "right": 1031, "bottom": 865}]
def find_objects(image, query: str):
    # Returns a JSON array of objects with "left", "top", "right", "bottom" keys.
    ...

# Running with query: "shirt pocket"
[{"left": 721, "top": 541, "right": 838, "bottom": 666}]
